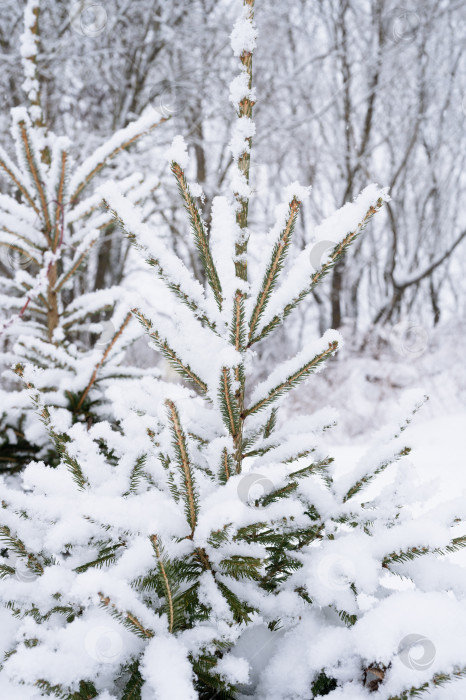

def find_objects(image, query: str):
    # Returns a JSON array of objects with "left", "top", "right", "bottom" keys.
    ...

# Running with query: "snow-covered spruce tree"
[
  {"left": 0, "top": 0, "right": 166, "bottom": 472},
  {"left": 1, "top": 1, "right": 466, "bottom": 699}
]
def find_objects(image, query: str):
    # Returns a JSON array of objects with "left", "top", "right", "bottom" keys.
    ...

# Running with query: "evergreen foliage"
[{"left": 0, "top": 1, "right": 167, "bottom": 472}]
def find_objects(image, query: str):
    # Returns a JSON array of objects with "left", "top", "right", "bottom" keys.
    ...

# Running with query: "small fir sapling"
[{"left": 0, "top": 0, "right": 168, "bottom": 472}]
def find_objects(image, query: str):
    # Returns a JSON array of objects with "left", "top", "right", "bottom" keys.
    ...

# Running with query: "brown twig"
[{"left": 76, "top": 311, "right": 132, "bottom": 412}]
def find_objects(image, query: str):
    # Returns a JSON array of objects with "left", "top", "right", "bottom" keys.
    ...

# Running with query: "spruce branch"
[
  {"left": 249, "top": 198, "right": 386, "bottom": 346},
  {"left": 165, "top": 400, "right": 199, "bottom": 537},
  {"left": 233, "top": 0, "right": 256, "bottom": 274},
  {"left": 102, "top": 194, "right": 217, "bottom": 332},
  {"left": 15, "top": 364, "right": 87, "bottom": 488},
  {"left": 383, "top": 536, "right": 466, "bottom": 570},
  {"left": 218, "top": 367, "right": 240, "bottom": 438},
  {"left": 263, "top": 407, "right": 278, "bottom": 438},
  {"left": 147, "top": 256, "right": 218, "bottom": 332},
  {"left": 54, "top": 238, "right": 98, "bottom": 293},
  {"left": 0, "top": 525, "right": 44, "bottom": 577},
  {"left": 230, "top": 291, "right": 246, "bottom": 471},
  {"left": 124, "top": 455, "right": 150, "bottom": 495},
  {"left": 219, "top": 554, "right": 263, "bottom": 580},
  {"left": 0, "top": 146, "right": 39, "bottom": 214},
  {"left": 289, "top": 457, "right": 334, "bottom": 482},
  {"left": 0, "top": 564, "right": 16, "bottom": 579},
  {"left": 35, "top": 679, "right": 98, "bottom": 699},
  {"left": 337, "top": 609, "right": 358, "bottom": 627},
  {"left": 231, "top": 289, "right": 246, "bottom": 352},
  {"left": 387, "top": 667, "right": 466, "bottom": 699},
  {"left": 98, "top": 592, "right": 154, "bottom": 639},
  {"left": 21, "top": 0, "right": 46, "bottom": 133},
  {"left": 241, "top": 410, "right": 279, "bottom": 457},
  {"left": 133, "top": 308, "right": 208, "bottom": 394},
  {"left": 69, "top": 114, "right": 168, "bottom": 203},
  {"left": 244, "top": 339, "right": 339, "bottom": 416},
  {"left": 121, "top": 660, "right": 144, "bottom": 700},
  {"left": 76, "top": 311, "right": 133, "bottom": 412},
  {"left": 216, "top": 580, "right": 255, "bottom": 624},
  {"left": 228, "top": 0, "right": 256, "bottom": 477},
  {"left": 343, "top": 446, "right": 411, "bottom": 503},
  {"left": 47, "top": 419, "right": 87, "bottom": 489},
  {"left": 0, "top": 147, "right": 39, "bottom": 214},
  {"left": 0, "top": 239, "right": 40, "bottom": 267},
  {"left": 438, "top": 534, "right": 466, "bottom": 555},
  {"left": 51, "top": 149, "right": 68, "bottom": 250},
  {"left": 16, "top": 118, "right": 51, "bottom": 239},
  {"left": 343, "top": 399, "right": 426, "bottom": 502},
  {"left": 219, "top": 447, "right": 234, "bottom": 483},
  {"left": 171, "top": 162, "right": 223, "bottom": 309},
  {"left": 74, "top": 542, "right": 126, "bottom": 573},
  {"left": 150, "top": 535, "right": 175, "bottom": 633},
  {"left": 382, "top": 545, "right": 430, "bottom": 568},
  {"left": 248, "top": 197, "right": 300, "bottom": 340}
]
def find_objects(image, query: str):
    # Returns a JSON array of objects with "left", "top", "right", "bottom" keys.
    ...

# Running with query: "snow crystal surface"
[
  {"left": 141, "top": 636, "right": 197, "bottom": 699},
  {"left": 165, "top": 134, "right": 189, "bottom": 168},
  {"left": 230, "top": 6, "right": 257, "bottom": 57},
  {"left": 229, "top": 72, "right": 256, "bottom": 107}
]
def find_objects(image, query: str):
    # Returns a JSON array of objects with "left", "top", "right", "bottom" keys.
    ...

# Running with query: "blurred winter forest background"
[{"left": 1, "top": 0, "right": 465, "bottom": 437}]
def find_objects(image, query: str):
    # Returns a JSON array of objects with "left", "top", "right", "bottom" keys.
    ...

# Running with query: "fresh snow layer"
[{"left": 165, "top": 134, "right": 189, "bottom": 168}]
